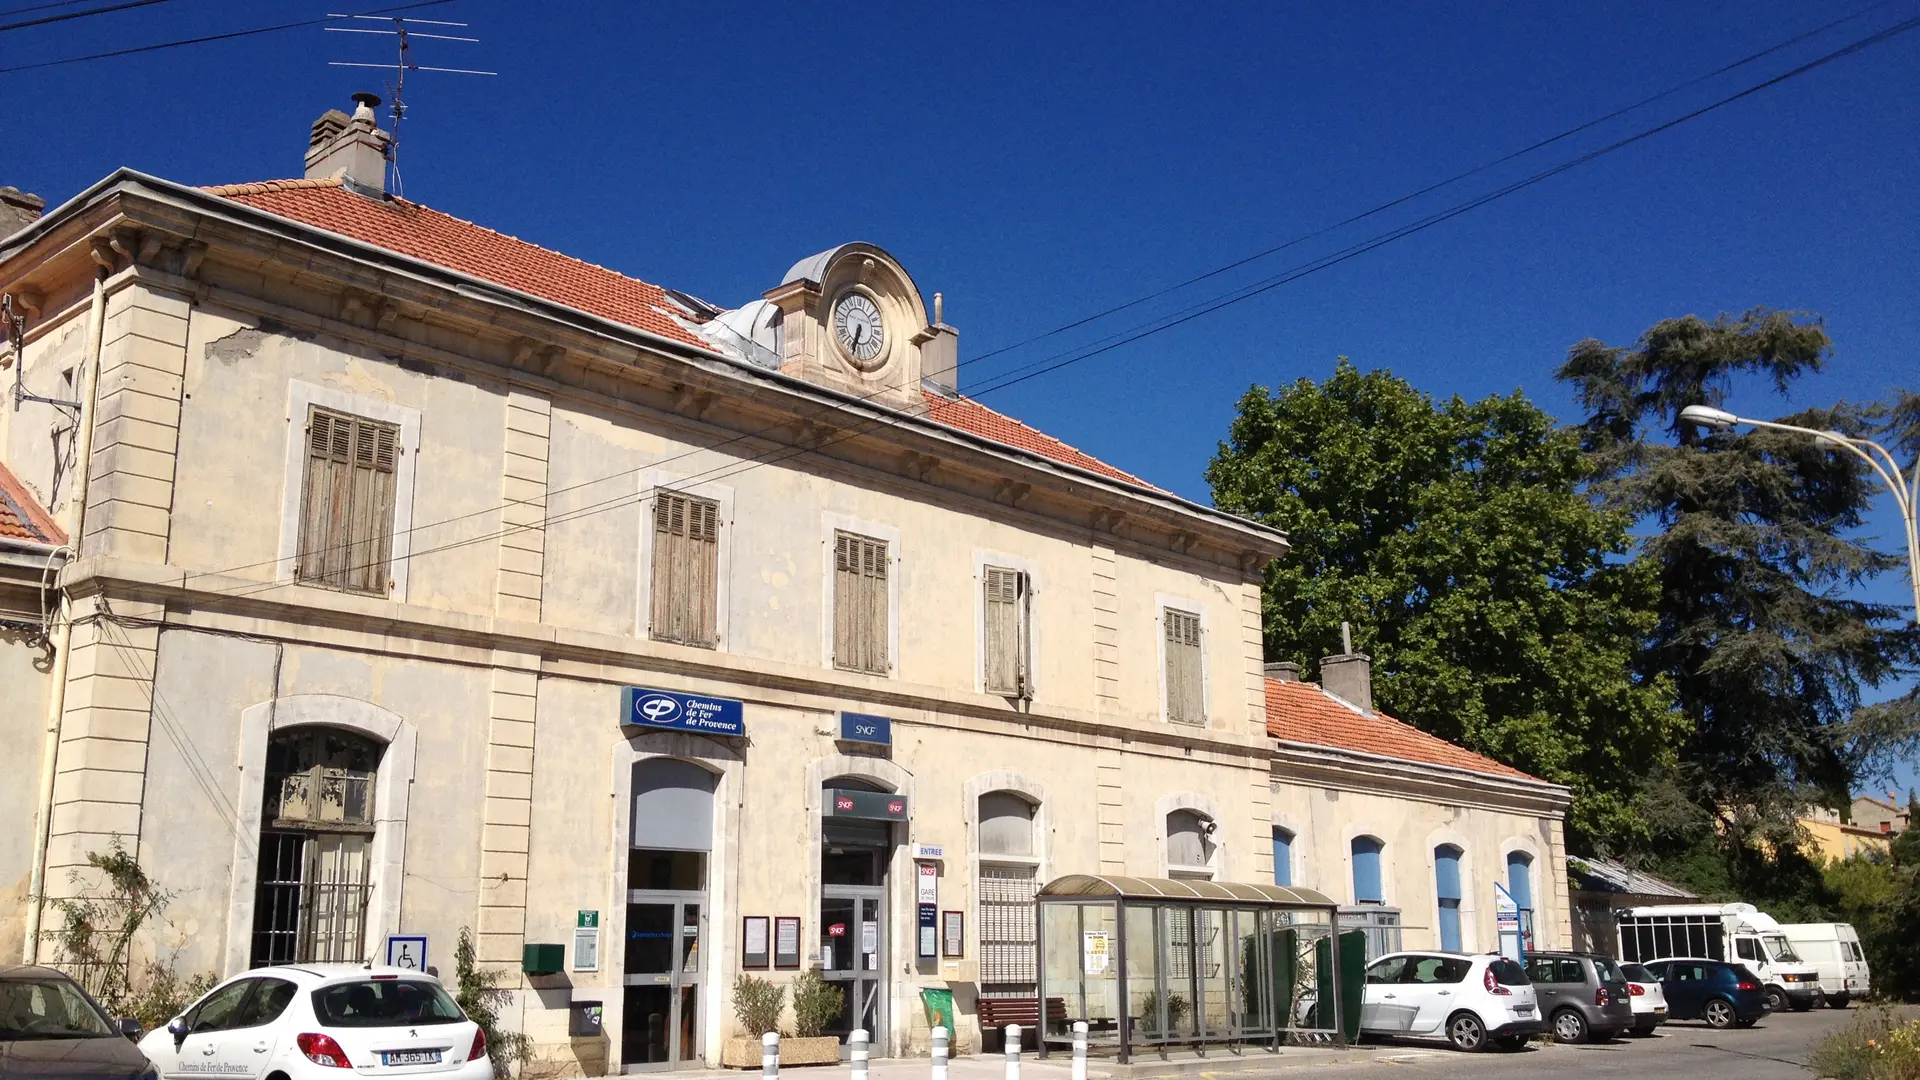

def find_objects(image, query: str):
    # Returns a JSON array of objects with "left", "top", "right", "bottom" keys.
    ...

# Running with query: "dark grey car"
[
  {"left": 1523, "top": 952, "right": 1635, "bottom": 1044},
  {"left": 0, "top": 966, "right": 154, "bottom": 1080}
]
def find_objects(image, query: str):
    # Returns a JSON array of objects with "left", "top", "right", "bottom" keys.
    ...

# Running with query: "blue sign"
[
  {"left": 384, "top": 934, "right": 429, "bottom": 971},
  {"left": 621, "top": 687, "right": 746, "bottom": 736},
  {"left": 840, "top": 712, "right": 892, "bottom": 745}
]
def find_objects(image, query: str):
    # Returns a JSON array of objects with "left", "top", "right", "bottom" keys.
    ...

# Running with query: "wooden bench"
[{"left": 976, "top": 998, "right": 1069, "bottom": 1049}]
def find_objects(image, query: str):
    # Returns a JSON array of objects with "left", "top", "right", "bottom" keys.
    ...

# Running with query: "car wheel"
[
  {"left": 1703, "top": 999, "right": 1736, "bottom": 1029},
  {"left": 1552, "top": 1009, "right": 1589, "bottom": 1044},
  {"left": 1446, "top": 1011, "right": 1487, "bottom": 1052},
  {"left": 1764, "top": 986, "right": 1788, "bottom": 1012}
]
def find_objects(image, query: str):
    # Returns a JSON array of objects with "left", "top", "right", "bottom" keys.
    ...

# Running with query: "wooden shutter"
[
  {"left": 297, "top": 406, "right": 399, "bottom": 596},
  {"left": 1164, "top": 608, "right": 1204, "bottom": 724},
  {"left": 833, "top": 531, "right": 889, "bottom": 674},
  {"left": 983, "top": 567, "right": 1031, "bottom": 697},
  {"left": 650, "top": 490, "right": 720, "bottom": 647}
]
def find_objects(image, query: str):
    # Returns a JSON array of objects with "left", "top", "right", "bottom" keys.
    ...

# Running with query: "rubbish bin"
[{"left": 921, "top": 987, "right": 956, "bottom": 1038}]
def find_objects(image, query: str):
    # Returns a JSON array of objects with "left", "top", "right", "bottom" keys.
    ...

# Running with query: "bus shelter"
[{"left": 1034, "top": 875, "right": 1346, "bottom": 1063}]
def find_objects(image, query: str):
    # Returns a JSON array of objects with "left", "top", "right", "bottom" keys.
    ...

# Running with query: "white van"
[{"left": 1780, "top": 923, "right": 1870, "bottom": 1007}]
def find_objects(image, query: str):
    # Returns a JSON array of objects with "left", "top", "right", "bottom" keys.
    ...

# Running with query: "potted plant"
[
  {"left": 783, "top": 970, "right": 845, "bottom": 1065},
  {"left": 720, "top": 974, "right": 784, "bottom": 1068}
]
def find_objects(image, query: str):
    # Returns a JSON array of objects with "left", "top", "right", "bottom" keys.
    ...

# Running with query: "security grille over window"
[
  {"left": 297, "top": 406, "right": 400, "bottom": 595},
  {"left": 978, "top": 864, "right": 1038, "bottom": 997},
  {"left": 1163, "top": 608, "right": 1204, "bottom": 725},
  {"left": 833, "top": 531, "right": 889, "bottom": 674},
  {"left": 982, "top": 567, "right": 1032, "bottom": 698},
  {"left": 251, "top": 728, "right": 383, "bottom": 967},
  {"left": 651, "top": 491, "right": 720, "bottom": 647}
]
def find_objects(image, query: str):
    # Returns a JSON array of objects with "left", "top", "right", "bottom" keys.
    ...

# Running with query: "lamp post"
[{"left": 1679, "top": 404, "right": 1920, "bottom": 623}]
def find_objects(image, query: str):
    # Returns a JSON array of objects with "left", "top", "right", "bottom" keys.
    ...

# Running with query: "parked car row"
[
  {"left": 1, "top": 963, "right": 492, "bottom": 1080},
  {"left": 1360, "top": 948, "right": 1782, "bottom": 1052}
]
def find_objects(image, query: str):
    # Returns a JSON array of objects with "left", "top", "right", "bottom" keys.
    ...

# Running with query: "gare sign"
[{"left": 619, "top": 686, "right": 746, "bottom": 737}]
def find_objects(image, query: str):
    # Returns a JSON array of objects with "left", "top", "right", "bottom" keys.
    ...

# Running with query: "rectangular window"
[
  {"left": 982, "top": 566, "right": 1032, "bottom": 697},
  {"left": 650, "top": 491, "right": 720, "bottom": 647},
  {"left": 1163, "top": 607, "right": 1204, "bottom": 725},
  {"left": 833, "top": 531, "right": 889, "bottom": 674},
  {"left": 297, "top": 406, "right": 400, "bottom": 595}
]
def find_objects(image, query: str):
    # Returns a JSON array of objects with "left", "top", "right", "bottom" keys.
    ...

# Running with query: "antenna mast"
[{"left": 326, "top": 14, "right": 495, "bottom": 196}]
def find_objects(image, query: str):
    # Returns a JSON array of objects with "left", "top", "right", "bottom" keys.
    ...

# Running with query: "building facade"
[{"left": 1, "top": 98, "right": 1570, "bottom": 1073}]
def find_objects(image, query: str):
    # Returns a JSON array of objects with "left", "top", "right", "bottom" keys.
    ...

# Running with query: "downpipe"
[{"left": 22, "top": 257, "right": 108, "bottom": 961}]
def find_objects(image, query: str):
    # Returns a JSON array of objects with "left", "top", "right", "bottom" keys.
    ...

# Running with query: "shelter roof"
[{"left": 1041, "top": 873, "right": 1337, "bottom": 907}]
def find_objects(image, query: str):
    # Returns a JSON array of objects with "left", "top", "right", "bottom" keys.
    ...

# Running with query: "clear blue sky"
[{"left": 12, "top": 0, "right": 1917, "bottom": 793}]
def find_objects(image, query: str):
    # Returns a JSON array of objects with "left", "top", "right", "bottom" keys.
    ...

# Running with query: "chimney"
[
  {"left": 1320, "top": 623, "right": 1372, "bottom": 713},
  {"left": 917, "top": 290, "right": 959, "bottom": 397},
  {"left": 0, "top": 186, "right": 46, "bottom": 239},
  {"left": 1263, "top": 661, "right": 1300, "bottom": 682},
  {"left": 305, "top": 92, "right": 391, "bottom": 194}
]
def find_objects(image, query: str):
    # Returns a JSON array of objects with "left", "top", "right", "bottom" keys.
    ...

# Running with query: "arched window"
[
  {"left": 976, "top": 791, "right": 1041, "bottom": 1003},
  {"left": 1351, "top": 836, "right": 1385, "bottom": 904},
  {"left": 630, "top": 758, "right": 717, "bottom": 890},
  {"left": 1434, "top": 845, "right": 1464, "bottom": 951},
  {"left": 252, "top": 727, "right": 384, "bottom": 966},
  {"left": 1272, "top": 828, "right": 1294, "bottom": 887},
  {"left": 1167, "top": 810, "right": 1216, "bottom": 878},
  {"left": 1506, "top": 850, "right": 1535, "bottom": 947}
]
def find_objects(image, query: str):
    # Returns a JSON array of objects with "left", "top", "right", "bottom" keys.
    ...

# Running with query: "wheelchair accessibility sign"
[{"left": 385, "top": 934, "right": 429, "bottom": 970}]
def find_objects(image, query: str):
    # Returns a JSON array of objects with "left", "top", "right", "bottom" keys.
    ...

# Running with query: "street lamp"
[{"left": 1679, "top": 404, "right": 1920, "bottom": 622}]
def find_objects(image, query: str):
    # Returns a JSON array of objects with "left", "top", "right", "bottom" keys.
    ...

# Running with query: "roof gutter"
[
  {"left": 1272, "top": 737, "right": 1572, "bottom": 800},
  {"left": 20, "top": 171, "right": 1285, "bottom": 553}
]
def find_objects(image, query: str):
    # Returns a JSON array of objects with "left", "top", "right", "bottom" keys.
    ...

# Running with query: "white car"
[
  {"left": 138, "top": 965, "right": 494, "bottom": 1080},
  {"left": 1360, "top": 952, "right": 1545, "bottom": 1052},
  {"left": 1619, "top": 962, "right": 1669, "bottom": 1034}
]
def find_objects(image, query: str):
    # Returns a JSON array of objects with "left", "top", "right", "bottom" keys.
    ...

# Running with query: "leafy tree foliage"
[
  {"left": 1556, "top": 309, "right": 1920, "bottom": 829},
  {"left": 1207, "top": 359, "right": 1679, "bottom": 846}
]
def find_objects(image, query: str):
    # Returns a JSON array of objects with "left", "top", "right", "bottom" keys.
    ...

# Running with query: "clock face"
[{"left": 832, "top": 292, "right": 885, "bottom": 367}]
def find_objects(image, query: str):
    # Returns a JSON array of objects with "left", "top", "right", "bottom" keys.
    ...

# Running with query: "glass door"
[
  {"left": 820, "top": 889, "right": 885, "bottom": 1046},
  {"left": 624, "top": 898, "right": 703, "bottom": 1070}
]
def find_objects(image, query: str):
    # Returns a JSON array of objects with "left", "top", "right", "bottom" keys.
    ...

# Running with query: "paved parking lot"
[{"left": 1320, "top": 1004, "right": 1918, "bottom": 1080}]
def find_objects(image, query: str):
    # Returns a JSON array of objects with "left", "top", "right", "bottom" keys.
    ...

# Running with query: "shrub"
[
  {"left": 732, "top": 973, "right": 784, "bottom": 1038},
  {"left": 789, "top": 970, "right": 843, "bottom": 1039},
  {"left": 1808, "top": 1006, "right": 1920, "bottom": 1080},
  {"left": 121, "top": 965, "right": 218, "bottom": 1032},
  {"left": 453, "top": 926, "right": 532, "bottom": 1078}
]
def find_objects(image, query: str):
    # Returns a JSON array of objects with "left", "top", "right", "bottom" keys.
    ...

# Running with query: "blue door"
[{"left": 1434, "top": 846, "right": 1463, "bottom": 951}]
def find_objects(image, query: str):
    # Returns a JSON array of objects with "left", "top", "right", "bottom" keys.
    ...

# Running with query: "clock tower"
[{"left": 762, "top": 243, "right": 955, "bottom": 410}]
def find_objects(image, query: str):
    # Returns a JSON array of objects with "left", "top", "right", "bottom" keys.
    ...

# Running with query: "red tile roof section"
[
  {"left": 204, "top": 178, "right": 713, "bottom": 350},
  {"left": 204, "top": 179, "right": 1153, "bottom": 490},
  {"left": 1265, "top": 676, "right": 1536, "bottom": 781},
  {"left": 921, "top": 391, "right": 1155, "bottom": 488},
  {"left": 0, "top": 462, "right": 64, "bottom": 545}
]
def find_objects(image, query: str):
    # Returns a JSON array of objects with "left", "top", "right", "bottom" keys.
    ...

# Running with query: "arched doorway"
[
  {"left": 820, "top": 776, "right": 897, "bottom": 1046},
  {"left": 624, "top": 757, "right": 717, "bottom": 1070},
  {"left": 250, "top": 727, "right": 384, "bottom": 966}
]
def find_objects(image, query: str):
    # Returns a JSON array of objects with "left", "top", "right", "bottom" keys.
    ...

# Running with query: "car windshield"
[
  {"left": 0, "top": 978, "right": 117, "bottom": 1039},
  {"left": 1488, "top": 959, "right": 1530, "bottom": 986},
  {"left": 1593, "top": 958, "right": 1625, "bottom": 983},
  {"left": 1762, "top": 935, "right": 1801, "bottom": 963},
  {"left": 312, "top": 980, "right": 465, "bottom": 1028},
  {"left": 1621, "top": 963, "right": 1654, "bottom": 982}
]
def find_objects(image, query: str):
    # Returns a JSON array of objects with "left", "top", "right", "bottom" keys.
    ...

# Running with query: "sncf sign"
[{"left": 826, "top": 787, "right": 908, "bottom": 821}]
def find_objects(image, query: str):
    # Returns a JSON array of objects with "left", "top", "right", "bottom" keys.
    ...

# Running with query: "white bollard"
[
  {"left": 1004, "top": 1024, "right": 1021, "bottom": 1080},
  {"left": 851, "top": 1028, "right": 870, "bottom": 1080},
  {"left": 762, "top": 1031, "right": 780, "bottom": 1080},
  {"left": 931, "top": 1025, "right": 950, "bottom": 1080},
  {"left": 1071, "top": 1021, "right": 1087, "bottom": 1080}
]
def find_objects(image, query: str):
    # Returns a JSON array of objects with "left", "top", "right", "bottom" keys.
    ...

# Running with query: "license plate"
[
  {"left": 382, "top": 1052, "right": 440, "bottom": 1066},
  {"left": 1515, "top": 1005, "right": 1535, "bottom": 1015}
]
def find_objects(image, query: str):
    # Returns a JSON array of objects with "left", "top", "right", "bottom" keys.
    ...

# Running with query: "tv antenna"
[{"left": 326, "top": 14, "right": 495, "bottom": 196}]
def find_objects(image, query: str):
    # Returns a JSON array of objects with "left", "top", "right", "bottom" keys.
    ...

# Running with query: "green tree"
[
  {"left": 1207, "top": 359, "right": 1680, "bottom": 847},
  {"left": 1556, "top": 309, "right": 1920, "bottom": 835}
]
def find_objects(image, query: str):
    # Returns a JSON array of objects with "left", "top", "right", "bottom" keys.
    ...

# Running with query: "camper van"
[
  {"left": 1616, "top": 903, "right": 1823, "bottom": 1012},
  {"left": 1780, "top": 923, "right": 1870, "bottom": 1007}
]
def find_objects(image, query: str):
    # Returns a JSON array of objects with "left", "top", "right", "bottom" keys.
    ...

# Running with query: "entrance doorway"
[
  {"left": 624, "top": 759, "right": 716, "bottom": 1071},
  {"left": 820, "top": 780, "right": 899, "bottom": 1048}
]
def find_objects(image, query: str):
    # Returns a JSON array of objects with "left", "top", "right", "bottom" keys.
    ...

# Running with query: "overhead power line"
[
  {"left": 0, "top": 0, "right": 455, "bottom": 74},
  {"left": 160, "top": 7, "right": 1920, "bottom": 604},
  {"left": 0, "top": 0, "right": 170, "bottom": 35}
]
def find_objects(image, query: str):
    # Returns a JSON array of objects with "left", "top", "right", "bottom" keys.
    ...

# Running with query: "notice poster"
[
  {"left": 775, "top": 916, "right": 802, "bottom": 969},
  {"left": 942, "top": 911, "right": 964, "bottom": 958},
  {"left": 743, "top": 916, "right": 770, "bottom": 969},
  {"left": 1083, "top": 930, "right": 1111, "bottom": 975},
  {"left": 918, "top": 903, "right": 938, "bottom": 959}
]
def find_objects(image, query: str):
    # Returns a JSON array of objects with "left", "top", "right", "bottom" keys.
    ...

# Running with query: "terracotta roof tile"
[
  {"left": 1265, "top": 676, "right": 1536, "bottom": 781},
  {"left": 204, "top": 179, "right": 1152, "bottom": 490},
  {"left": 0, "top": 462, "right": 64, "bottom": 545}
]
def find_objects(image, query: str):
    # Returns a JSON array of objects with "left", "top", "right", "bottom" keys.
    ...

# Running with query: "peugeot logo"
[{"left": 637, "top": 694, "right": 681, "bottom": 724}]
